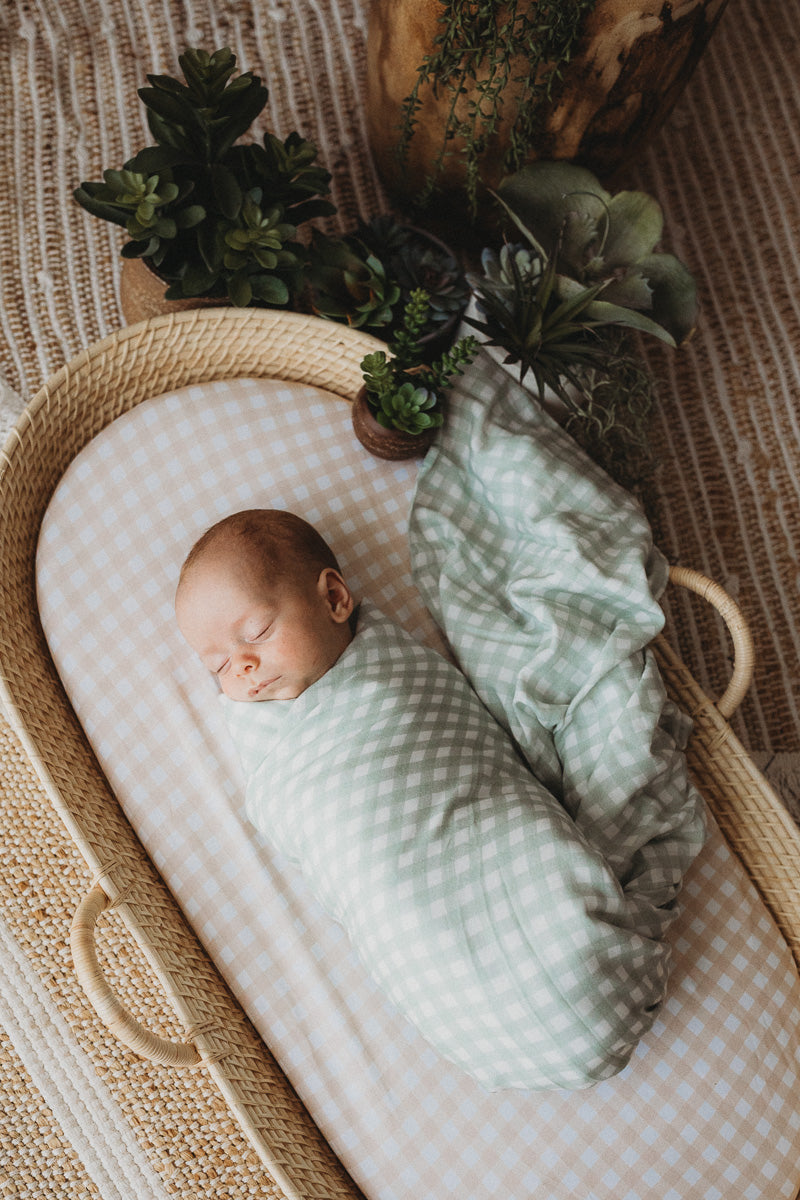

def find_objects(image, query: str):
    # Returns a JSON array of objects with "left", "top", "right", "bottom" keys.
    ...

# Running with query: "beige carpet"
[{"left": 0, "top": 0, "right": 799, "bottom": 1194}]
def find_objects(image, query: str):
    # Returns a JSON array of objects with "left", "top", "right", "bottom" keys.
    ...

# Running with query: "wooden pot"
[
  {"left": 351, "top": 387, "right": 436, "bottom": 460},
  {"left": 119, "top": 256, "right": 227, "bottom": 325},
  {"left": 366, "top": 0, "right": 729, "bottom": 220}
]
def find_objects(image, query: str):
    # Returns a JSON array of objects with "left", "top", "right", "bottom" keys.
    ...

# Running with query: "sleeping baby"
[
  {"left": 175, "top": 503, "right": 705, "bottom": 1092},
  {"left": 175, "top": 508, "right": 357, "bottom": 704}
]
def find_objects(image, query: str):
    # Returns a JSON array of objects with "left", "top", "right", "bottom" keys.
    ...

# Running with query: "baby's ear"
[{"left": 318, "top": 567, "right": 355, "bottom": 622}]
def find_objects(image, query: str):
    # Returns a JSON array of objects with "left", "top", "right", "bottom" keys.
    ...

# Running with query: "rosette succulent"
[
  {"left": 354, "top": 215, "right": 470, "bottom": 329},
  {"left": 307, "top": 231, "right": 401, "bottom": 328},
  {"left": 371, "top": 381, "right": 443, "bottom": 434}
]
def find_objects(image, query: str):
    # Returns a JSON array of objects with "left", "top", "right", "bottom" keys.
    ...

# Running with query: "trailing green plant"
[
  {"left": 397, "top": 0, "right": 598, "bottom": 214},
  {"left": 560, "top": 328, "right": 657, "bottom": 487},
  {"left": 360, "top": 288, "right": 478, "bottom": 434},
  {"left": 497, "top": 160, "right": 698, "bottom": 345},
  {"left": 74, "top": 46, "right": 336, "bottom": 306}
]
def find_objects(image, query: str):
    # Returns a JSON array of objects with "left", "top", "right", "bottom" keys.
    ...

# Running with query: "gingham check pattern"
[
  {"left": 36, "top": 376, "right": 800, "bottom": 1198},
  {"left": 223, "top": 601, "right": 676, "bottom": 1090},
  {"left": 410, "top": 351, "right": 706, "bottom": 920}
]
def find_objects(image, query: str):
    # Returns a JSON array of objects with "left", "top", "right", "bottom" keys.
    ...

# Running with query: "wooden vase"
[
  {"left": 366, "top": 0, "right": 729, "bottom": 221},
  {"left": 119, "top": 256, "right": 227, "bottom": 325},
  {"left": 351, "top": 387, "right": 436, "bottom": 460}
]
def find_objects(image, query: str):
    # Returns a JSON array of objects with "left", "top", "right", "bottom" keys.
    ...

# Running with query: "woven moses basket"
[{"left": 1, "top": 307, "right": 800, "bottom": 1199}]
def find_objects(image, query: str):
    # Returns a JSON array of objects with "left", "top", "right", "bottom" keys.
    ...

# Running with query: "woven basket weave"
[{"left": 1, "top": 307, "right": 799, "bottom": 1198}]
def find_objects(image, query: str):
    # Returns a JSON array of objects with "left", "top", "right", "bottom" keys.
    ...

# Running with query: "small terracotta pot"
[
  {"left": 119, "top": 255, "right": 227, "bottom": 325},
  {"left": 351, "top": 387, "right": 436, "bottom": 460}
]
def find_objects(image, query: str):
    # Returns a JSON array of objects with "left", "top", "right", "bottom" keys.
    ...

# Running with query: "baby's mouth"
[{"left": 249, "top": 676, "right": 279, "bottom": 698}]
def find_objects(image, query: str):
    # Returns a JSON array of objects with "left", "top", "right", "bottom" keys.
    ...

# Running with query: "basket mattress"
[{"left": 35, "top": 376, "right": 800, "bottom": 1200}]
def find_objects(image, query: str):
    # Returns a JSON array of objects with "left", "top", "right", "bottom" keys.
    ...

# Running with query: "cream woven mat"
[{"left": 1, "top": 0, "right": 799, "bottom": 1194}]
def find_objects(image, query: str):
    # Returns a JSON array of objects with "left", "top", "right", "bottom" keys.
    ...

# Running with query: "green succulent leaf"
[
  {"left": 138, "top": 85, "right": 202, "bottom": 130},
  {"left": 145, "top": 107, "right": 191, "bottom": 152},
  {"left": 120, "top": 237, "right": 159, "bottom": 259},
  {"left": 144, "top": 73, "right": 190, "bottom": 99},
  {"left": 175, "top": 203, "right": 206, "bottom": 229},
  {"left": 634, "top": 253, "right": 698, "bottom": 344},
  {"left": 196, "top": 219, "right": 222, "bottom": 271},
  {"left": 73, "top": 185, "right": 131, "bottom": 228},
  {"left": 152, "top": 216, "right": 177, "bottom": 238},
  {"left": 227, "top": 269, "right": 253, "bottom": 307},
  {"left": 177, "top": 261, "right": 219, "bottom": 297},
  {"left": 601, "top": 190, "right": 663, "bottom": 268},
  {"left": 211, "top": 82, "right": 270, "bottom": 158},
  {"left": 498, "top": 162, "right": 610, "bottom": 257},
  {"left": 253, "top": 247, "right": 280, "bottom": 270},
  {"left": 591, "top": 272, "right": 654, "bottom": 312},
  {"left": 211, "top": 163, "right": 243, "bottom": 219},
  {"left": 250, "top": 274, "right": 290, "bottom": 305}
]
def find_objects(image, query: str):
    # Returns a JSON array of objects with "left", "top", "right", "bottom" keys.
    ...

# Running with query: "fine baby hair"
[{"left": 178, "top": 508, "right": 343, "bottom": 587}]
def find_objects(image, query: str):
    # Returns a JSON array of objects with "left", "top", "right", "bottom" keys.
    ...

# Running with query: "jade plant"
[
  {"left": 360, "top": 288, "right": 477, "bottom": 435},
  {"left": 74, "top": 47, "right": 336, "bottom": 306}
]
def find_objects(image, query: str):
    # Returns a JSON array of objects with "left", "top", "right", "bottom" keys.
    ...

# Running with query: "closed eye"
[
  {"left": 215, "top": 658, "right": 231, "bottom": 676},
  {"left": 248, "top": 624, "right": 272, "bottom": 643}
]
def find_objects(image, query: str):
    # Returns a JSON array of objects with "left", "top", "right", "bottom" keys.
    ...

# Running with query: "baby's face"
[{"left": 176, "top": 545, "right": 354, "bottom": 702}]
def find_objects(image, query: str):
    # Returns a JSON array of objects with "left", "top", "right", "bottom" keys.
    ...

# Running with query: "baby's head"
[{"left": 175, "top": 509, "right": 355, "bottom": 702}]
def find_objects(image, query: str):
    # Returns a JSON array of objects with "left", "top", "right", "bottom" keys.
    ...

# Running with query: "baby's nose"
[{"left": 235, "top": 651, "right": 258, "bottom": 675}]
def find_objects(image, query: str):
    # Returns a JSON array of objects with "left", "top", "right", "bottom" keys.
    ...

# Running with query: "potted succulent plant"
[
  {"left": 496, "top": 160, "right": 697, "bottom": 346},
  {"left": 353, "top": 287, "right": 477, "bottom": 459},
  {"left": 466, "top": 160, "right": 697, "bottom": 420},
  {"left": 355, "top": 215, "right": 471, "bottom": 355},
  {"left": 307, "top": 215, "right": 470, "bottom": 359},
  {"left": 74, "top": 46, "right": 336, "bottom": 321}
]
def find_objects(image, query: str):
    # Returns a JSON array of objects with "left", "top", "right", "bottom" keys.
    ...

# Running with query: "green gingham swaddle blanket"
[
  {"left": 222, "top": 602, "right": 684, "bottom": 1090},
  {"left": 220, "top": 353, "right": 705, "bottom": 1091},
  {"left": 409, "top": 351, "right": 706, "bottom": 932}
]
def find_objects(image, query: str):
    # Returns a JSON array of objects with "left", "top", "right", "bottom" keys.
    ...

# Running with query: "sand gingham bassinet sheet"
[{"left": 35, "top": 375, "right": 800, "bottom": 1199}]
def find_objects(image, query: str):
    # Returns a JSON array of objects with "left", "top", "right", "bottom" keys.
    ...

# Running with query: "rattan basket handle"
[
  {"left": 70, "top": 884, "right": 201, "bottom": 1068},
  {"left": 667, "top": 564, "right": 755, "bottom": 719}
]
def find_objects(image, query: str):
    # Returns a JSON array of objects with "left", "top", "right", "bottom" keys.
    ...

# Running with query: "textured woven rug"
[{"left": 0, "top": 0, "right": 798, "bottom": 1194}]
